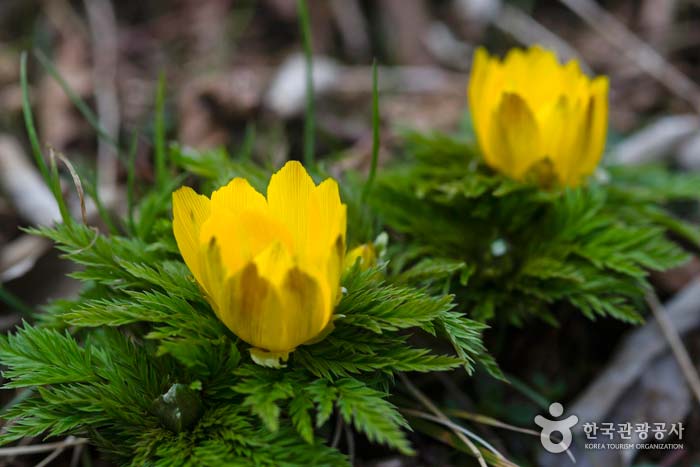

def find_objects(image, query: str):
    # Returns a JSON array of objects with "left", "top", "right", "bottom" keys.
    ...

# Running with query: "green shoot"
[
  {"left": 154, "top": 73, "right": 168, "bottom": 187},
  {"left": 297, "top": 0, "right": 315, "bottom": 167},
  {"left": 363, "top": 60, "right": 380, "bottom": 202},
  {"left": 20, "top": 52, "right": 71, "bottom": 223}
]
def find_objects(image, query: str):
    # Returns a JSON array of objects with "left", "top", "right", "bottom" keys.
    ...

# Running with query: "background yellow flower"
[
  {"left": 172, "top": 161, "right": 347, "bottom": 361},
  {"left": 343, "top": 243, "right": 377, "bottom": 271},
  {"left": 468, "top": 46, "right": 609, "bottom": 187}
]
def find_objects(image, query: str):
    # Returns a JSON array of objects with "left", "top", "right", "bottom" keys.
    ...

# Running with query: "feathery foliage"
[
  {"left": 0, "top": 137, "right": 496, "bottom": 465},
  {"left": 372, "top": 126, "right": 699, "bottom": 325},
  {"left": 3, "top": 48, "right": 501, "bottom": 464}
]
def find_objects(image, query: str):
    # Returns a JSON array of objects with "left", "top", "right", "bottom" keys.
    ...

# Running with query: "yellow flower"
[
  {"left": 468, "top": 46, "right": 609, "bottom": 187},
  {"left": 343, "top": 243, "right": 377, "bottom": 272},
  {"left": 172, "top": 161, "right": 347, "bottom": 364}
]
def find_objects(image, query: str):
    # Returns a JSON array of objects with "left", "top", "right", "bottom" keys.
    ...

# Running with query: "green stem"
[
  {"left": 362, "top": 60, "right": 380, "bottom": 201},
  {"left": 20, "top": 52, "right": 71, "bottom": 224},
  {"left": 0, "top": 284, "right": 34, "bottom": 317},
  {"left": 126, "top": 132, "right": 139, "bottom": 233},
  {"left": 35, "top": 50, "right": 119, "bottom": 150},
  {"left": 297, "top": 0, "right": 315, "bottom": 167},
  {"left": 154, "top": 73, "right": 167, "bottom": 186}
]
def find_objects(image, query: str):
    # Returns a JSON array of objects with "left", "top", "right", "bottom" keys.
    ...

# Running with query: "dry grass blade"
[
  {"left": 402, "top": 408, "right": 505, "bottom": 459},
  {"left": 0, "top": 437, "right": 87, "bottom": 456},
  {"left": 646, "top": 290, "right": 700, "bottom": 406},
  {"left": 399, "top": 373, "right": 490, "bottom": 467},
  {"left": 48, "top": 146, "right": 86, "bottom": 225},
  {"left": 402, "top": 409, "right": 521, "bottom": 467},
  {"left": 0, "top": 236, "right": 52, "bottom": 282},
  {"left": 496, "top": 4, "right": 591, "bottom": 73},
  {"left": 445, "top": 409, "right": 541, "bottom": 437},
  {"left": 570, "top": 278, "right": 700, "bottom": 426},
  {"left": 442, "top": 408, "right": 575, "bottom": 462},
  {"left": 83, "top": 0, "right": 120, "bottom": 205},
  {"left": 559, "top": 0, "right": 700, "bottom": 113},
  {"left": 343, "top": 421, "right": 355, "bottom": 465},
  {"left": 34, "top": 446, "right": 65, "bottom": 467},
  {"left": 69, "top": 444, "right": 83, "bottom": 467},
  {"left": 0, "top": 135, "right": 61, "bottom": 226},
  {"left": 330, "top": 414, "right": 343, "bottom": 448}
]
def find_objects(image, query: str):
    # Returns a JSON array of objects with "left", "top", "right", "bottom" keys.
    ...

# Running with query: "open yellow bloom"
[
  {"left": 172, "top": 161, "right": 346, "bottom": 362},
  {"left": 468, "top": 46, "right": 609, "bottom": 187},
  {"left": 343, "top": 243, "right": 377, "bottom": 272}
]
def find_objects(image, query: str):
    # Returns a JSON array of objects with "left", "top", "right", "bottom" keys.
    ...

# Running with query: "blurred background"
[{"left": 1, "top": 0, "right": 700, "bottom": 466}]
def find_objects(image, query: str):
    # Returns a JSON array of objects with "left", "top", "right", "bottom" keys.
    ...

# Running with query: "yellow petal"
[
  {"left": 327, "top": 235, "right": 345, "bottom": 305},
  {"left": 469, "top": 48, "right": 505, "bottom": 169},
  {"left": 252, "top": 240, "right": 295, "bottom": 286},
  {"left": 343, "top": 243, "right": 377, "bottom": 271},
  {"left": 218, "top": 261, "right": 284, "bottom": 349},
  {"left": 278, "top": 267, "right": 330, "bottom": 347},
  {"left": 468, "top": 48, "right": 493, "bottom": 155},
  {"left": 199, "top": 212, "right": 244, "bottom": 277},
  {"left": 199, "top": 209, "right": 294, "bottom": 275},
  {"left": 253, "top": 241, "right": 331, "bottom": 350},
  {"left": 307, "top": 178, "right": 347, "bottom": 305},
  {"left": 172, "top": 187, "right": 211, "bottom": 283},
  {"left": 514, "top": 46, "right": 566, "bottom": 108},
  {"left": 579, "top": 77, "right": 609, "bottom": 179},
  {"left": 468, "top": 45, "right": 608, "bottom": 188},
  {"left": 488, "top": 93, "right": 541, "bottom": 179},
  {"left": 539, "top": 96, "right": 577, "bottom": 183},
  {"left": 172, "top": 161, "right": 348, "bottom": 360},
  {"left": 210, "top": 177, "right": 267, "bottom": 218},
  {"left": 267, "top": 161, "right": 316, "bottom": 255},
  {"left": 553, "top": 77, "right": 609, "bottom": 186},
  {"left": 217, "top": 242, "right": 330, "bottom": 352},
  {"left": 467, "top": 47, "right": 489, "bottom": 111},
  {"left": 312, "top": 178, "right": 347, "bottom": 249},
  {"left": 196, "top": 235, "right": 228, "bottom": 310}
]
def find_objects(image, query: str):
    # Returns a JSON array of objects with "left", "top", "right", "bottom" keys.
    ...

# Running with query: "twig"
[
  {"left": 646, "top": 290, "right": 700, "bottom": 406},
  {"left": 612, "top": 114, "right": 699, "bottom": 165},
  {"left": 445, "top": 408, "right": 541, "bottom": 438},
  {"left": 0, "top": 437, "right": 31, "bottom": 467},
  {"left": 0, "top": 135, "right": 61, "bottom": 226},
  {"left": 401, "top": 408, "right": 503, "bottom": 459},
  {"left": 0, "top": 235, "right": 52, "bottom": 282},
  {"left": 0, "top": 437, "right": 87, "bottom": 456},
  {"left": 571, "top": 278, "right": 700, "bottom": 428},
  {"left": 70, "top": 444, "right": 84, "bottom": 467},
  {"left": 35, "top": 446, "right": 65, "bottom": 467},
  {"left": 436, "top": 373, "right": 510, "bottom": 455},
  {"left": 330, "top": 413, "right": 343, "bottom": 448},
  {"left": 399, "top": 373, "right": 489, "bottom": 467},
  {"left": 559, "top": 0, "right": 700, "bottom": 113},
  {"left": 0, "top": 314, "right": 22, "bottom": 331},
  {"left": 343, "top": 421, "right": 355, "bottom": 465},
  {"left": 83, "top": 0, "right": 120, "bottom": 205},
  {"left": 495, "top": 4, "right": 591, "bottom": 73},
  {"left": 329, "top": 0, "right": 369, "bottom": 60}
]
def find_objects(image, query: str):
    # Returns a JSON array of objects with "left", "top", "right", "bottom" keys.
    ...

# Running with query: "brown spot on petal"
[
  {"left": 283, "top": 267, "right": 324, "bottom": 337},
  {"left": 334, "top": 234, "right": 345, "bottom": 258},
  {"left": 239, "top": 262, "right": 269, "bottom": 314}
]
